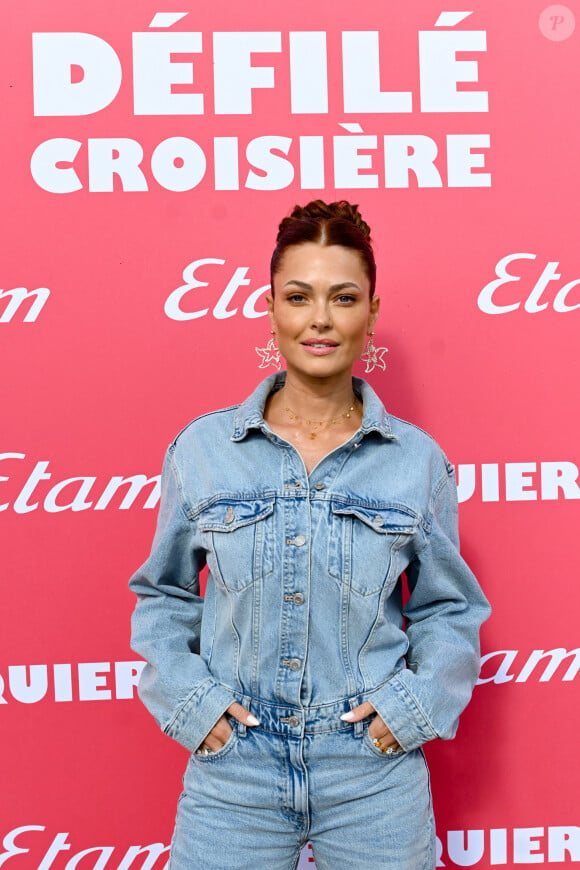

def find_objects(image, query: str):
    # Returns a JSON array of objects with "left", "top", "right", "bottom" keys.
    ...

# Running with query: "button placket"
[{"left": 279, "top": 451, "right": 310, "bottom": 705}]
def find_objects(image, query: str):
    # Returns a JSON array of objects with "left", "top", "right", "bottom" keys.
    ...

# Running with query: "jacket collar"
[{"left": 231, "top": 373, "right": 397, "bottom": 442}]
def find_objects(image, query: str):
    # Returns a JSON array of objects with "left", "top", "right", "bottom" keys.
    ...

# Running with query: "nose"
[{"left": 311, "top": 299, "right": 332, "bottom": 330}]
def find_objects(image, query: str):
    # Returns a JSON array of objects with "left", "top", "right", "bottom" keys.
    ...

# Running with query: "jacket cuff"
[
  {"left": 164, "top": 679, "right": 234, "bottom": 753},
  {"left": 365, "top": 672, "right": 439, "bottom": 752}
]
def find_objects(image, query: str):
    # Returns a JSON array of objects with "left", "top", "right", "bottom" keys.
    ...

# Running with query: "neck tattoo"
[{"left": 282, "top": 397, "right": 359, "bottom": 440}]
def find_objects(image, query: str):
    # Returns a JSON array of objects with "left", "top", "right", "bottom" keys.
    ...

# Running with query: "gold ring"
[{"left": 372, "top": 737, "right": 402, "bottom": 754}]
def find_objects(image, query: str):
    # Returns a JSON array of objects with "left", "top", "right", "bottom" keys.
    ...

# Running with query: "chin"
[{"left": 290, "top": 361, "right": 355, "bottom": 380}]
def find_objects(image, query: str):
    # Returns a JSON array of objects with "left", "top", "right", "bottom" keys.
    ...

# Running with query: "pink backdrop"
[{"left": 2, "top": 1, "right": 579, "bottom": 867}]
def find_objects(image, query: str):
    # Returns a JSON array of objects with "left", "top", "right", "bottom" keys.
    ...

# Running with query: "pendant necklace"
[{"left": 283, "top": 398, "right": 358, "bottom": 440}]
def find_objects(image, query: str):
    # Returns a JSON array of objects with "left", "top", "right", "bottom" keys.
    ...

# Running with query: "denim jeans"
[{"left": 169, "top": 696, "right": 435, "bottom": 870}]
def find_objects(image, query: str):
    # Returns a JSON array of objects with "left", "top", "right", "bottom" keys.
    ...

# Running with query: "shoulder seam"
[
  {"left": 386, "top": 413, "right": 440, "bottom": 447},
  {"left": 171, "top": 404, "right": 240, "bottom": 445}
]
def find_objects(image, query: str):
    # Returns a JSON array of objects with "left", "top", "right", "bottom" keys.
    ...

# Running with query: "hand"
[
  {"left": 340, "top": 702, "right": 402, "bottom": 752},
  {"left": 196, "top": 702, "right": 260, "bottom": 754}
]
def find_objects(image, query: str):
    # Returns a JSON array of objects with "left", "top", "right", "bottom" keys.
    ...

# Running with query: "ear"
[
  {"left": 368, "top": 295, "right": 380, "bottom": 332},
  {"left": 266, "top": 293, "right": 275, "bottom": 332}
]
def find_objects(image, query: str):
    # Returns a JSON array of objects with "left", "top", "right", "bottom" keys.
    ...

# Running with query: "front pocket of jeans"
[
  {"left": 362, "top": 729, "right": 407, "bottom": 760},
  {"left": 200, "top": 498, "right": 275, "bottom": 592},
  {"left": 193, "top": 727, "right": 239, "bottom": 763},
  {"left": 328, "top": 502, "right": 418, "bottom": 596}
]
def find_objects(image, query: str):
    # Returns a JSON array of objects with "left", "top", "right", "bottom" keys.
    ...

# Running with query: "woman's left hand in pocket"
[{"left": 340, "top": 701, "right": 402, "bottom": 752}]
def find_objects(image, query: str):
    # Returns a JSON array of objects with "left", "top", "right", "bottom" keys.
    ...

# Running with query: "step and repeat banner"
[{"left": 2, "top": 1, "right": 579, "bottom": 867}]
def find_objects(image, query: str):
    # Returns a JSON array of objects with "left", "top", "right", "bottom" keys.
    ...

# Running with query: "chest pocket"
[
  {"left": 328, "top": 502, "right": 419, "bottom": 596},
  {"left": 199, "top": 499, "right": 275, "bottom": 592}
]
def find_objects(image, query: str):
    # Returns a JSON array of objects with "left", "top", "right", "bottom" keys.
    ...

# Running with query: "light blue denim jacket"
[{"left": 130, "top": 373, "right": 490, "bottom": 754}]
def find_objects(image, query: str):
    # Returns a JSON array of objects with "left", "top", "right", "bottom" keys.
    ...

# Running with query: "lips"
[
  {"left": 300, "top": 339, "right": 340, "bottom": 356},
  {"left": 301, "top": 339, "right": 339, "bottom": 347}
]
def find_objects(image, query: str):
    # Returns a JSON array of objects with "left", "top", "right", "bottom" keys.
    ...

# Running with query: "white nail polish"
[
  {"left": 246, "top": 714, "right": 260, "bottom": 726},
  {"left": 340, "top": 711, "right": 355, "bottom": 721}
]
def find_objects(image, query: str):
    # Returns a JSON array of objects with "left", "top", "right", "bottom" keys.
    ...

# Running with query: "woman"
[{"left": 130, "top": 200, "right": 490, "bottom": 869}]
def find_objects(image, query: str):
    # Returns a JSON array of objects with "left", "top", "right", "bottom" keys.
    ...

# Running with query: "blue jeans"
[{"left": 169, "top": 697, "right": 435, "bottom": 869}]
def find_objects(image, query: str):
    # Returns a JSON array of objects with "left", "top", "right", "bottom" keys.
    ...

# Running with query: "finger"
[
  {"left": 210, "top": 715, "right": 234, "bottom": 744},
  {"left": 340, "top": 701, "right": 375, "bottom": 723},
  {"left": 368, "top": 721, "right": 394, "bottom": 741},
  {"left": 227, "top": 701, "right": 260, "bottom": 726},
  {"left": 371, "top": 735, "right": 402, "bottom": 753},
  {"left": 197, "top": 716, "right": 230, "bottom": 753},
  {"left": 367, "top": 711, "right": 388, "bottom": 739},
  {"left": 203, "top": 731, "right": 226, "bottom": 752}
]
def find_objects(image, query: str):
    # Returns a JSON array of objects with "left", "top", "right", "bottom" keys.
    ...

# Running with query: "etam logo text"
[
  {"left": 0, "top": 454, "right": 160, "bottom": 513},
  {"left": 478, "top": 253, "right": 580, "bottom": 314},
  {"left": 165, "top": 258, "right": 269, "bottom": 322},
  {"left": 477, "top": 647, "right": 580, "bottom": 686},
  {"left": 0, "top": 287, "right": 50, "bottom": 323},
  {"left": 0, "top": 826, "right": 169, "bottom": 870}
]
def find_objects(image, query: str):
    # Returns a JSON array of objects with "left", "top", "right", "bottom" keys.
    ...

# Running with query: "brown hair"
[{"left": 270, "top": 200, "right": 376, "bottom": 296}]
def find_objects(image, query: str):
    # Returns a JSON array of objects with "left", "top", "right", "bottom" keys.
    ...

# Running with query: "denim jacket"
[{"left": 130, "top": 374, "right": 490, "bottom": 754}]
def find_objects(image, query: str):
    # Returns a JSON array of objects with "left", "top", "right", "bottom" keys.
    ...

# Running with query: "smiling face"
[{"left": 268, "top": 242, "right": 380, "bottom": 384}]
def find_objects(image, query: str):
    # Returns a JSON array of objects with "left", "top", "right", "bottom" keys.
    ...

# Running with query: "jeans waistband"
[{"left": 228, "top": 692, "right": 372, "bottom": 738}]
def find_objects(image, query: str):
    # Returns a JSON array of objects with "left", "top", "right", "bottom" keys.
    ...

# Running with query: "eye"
[
  {"left": 287, "top": 292, "right": 308, "bottom": 303},
  {"left": 335, "top": 294, "right": 357, "bottom": 304}
]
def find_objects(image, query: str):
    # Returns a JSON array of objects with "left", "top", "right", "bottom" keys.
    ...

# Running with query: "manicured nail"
[
  {"left": 246, "top": 714, "right": 260, "bottom": 726},
  {"left": 340, "top": 711, "right": 355, "bottom": 721}
]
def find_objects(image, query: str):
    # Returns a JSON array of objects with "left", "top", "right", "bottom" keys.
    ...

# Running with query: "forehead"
[{"left": 274, "top": 243, "right": 369, "bottom": 286}]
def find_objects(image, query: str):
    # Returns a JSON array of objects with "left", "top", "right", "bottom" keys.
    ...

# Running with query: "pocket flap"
[
  {"left": 330, "top": 502, "right": 419, "bottom": 535},
  {"left": 199, "top": 499, "right": 274, "bottom": 533}
]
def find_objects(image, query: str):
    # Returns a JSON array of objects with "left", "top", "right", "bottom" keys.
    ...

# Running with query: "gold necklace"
[{"left": 283, "top": 398, "right": 358, "bottom": 440}]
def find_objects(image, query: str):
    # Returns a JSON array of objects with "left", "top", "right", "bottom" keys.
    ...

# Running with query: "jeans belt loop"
[
  {"left": 237, "top": 694, "right": 252, "bottom": 737},
  {"left": 349, "top": 697, "right": 364, "bottom": 738}
]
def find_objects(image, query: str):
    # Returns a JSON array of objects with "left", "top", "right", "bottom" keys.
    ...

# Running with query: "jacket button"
[
  {"left": 286, "top": 535, "right": 306, "bottom": 546},
  {"left": 288, "top": 658, "right": 302, "bottom": 671},
  {"left": 293, "top": 593, "right": 305, "bottom": 605},
  {"left": 287, "top": 716, "right": 300, "bottom": 727},
  {"left": 313, "top": 482, "right": 325, "bottom": 490}
]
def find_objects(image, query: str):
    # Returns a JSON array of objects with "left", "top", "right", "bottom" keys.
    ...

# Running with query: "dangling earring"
[
  {"left": 255, "top": 331, "right": 281, "bottom": 370},
  {"left": 360, "top": 332, "right": 388, "bottom": 373}
]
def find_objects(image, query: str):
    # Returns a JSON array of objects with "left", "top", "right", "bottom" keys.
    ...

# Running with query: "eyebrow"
[{"left": 283, "top": 280, "right": 362, "bottom": 292}]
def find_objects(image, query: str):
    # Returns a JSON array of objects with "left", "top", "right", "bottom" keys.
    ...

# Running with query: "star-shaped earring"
[
  {"left": 255, "top": 334, "right": 281, "bottom": 370},
  {"left": 360, "top": 332, "right": 388, "bottom": 373}
]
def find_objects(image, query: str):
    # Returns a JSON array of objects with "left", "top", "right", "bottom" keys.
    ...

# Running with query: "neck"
[{"left": 276, "top": 370, "right": 356, "bottom": 418}]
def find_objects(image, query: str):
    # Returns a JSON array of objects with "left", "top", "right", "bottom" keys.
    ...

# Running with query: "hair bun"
[{"left": 277, "top": 199, "right": 372, "bottom": 243}]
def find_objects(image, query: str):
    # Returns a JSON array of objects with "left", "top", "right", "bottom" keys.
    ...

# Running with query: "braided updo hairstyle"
[{"left": 270, "top": 200, "right": 376, "bottom": 297}]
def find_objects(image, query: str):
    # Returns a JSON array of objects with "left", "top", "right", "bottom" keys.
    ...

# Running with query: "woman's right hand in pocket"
[{"left": 197, "top": 702, "right": 260, "bottom": 754}]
